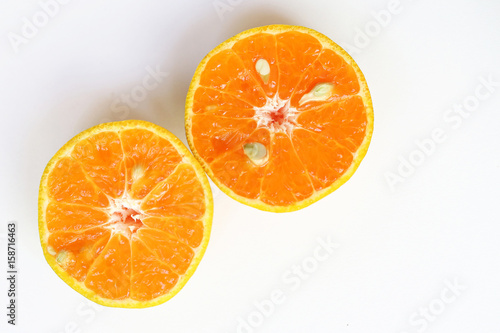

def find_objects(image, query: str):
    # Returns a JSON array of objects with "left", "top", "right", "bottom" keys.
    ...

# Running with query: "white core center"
[
  {"left": 253, "top": 95, "right": 298, "bottom": 134},
  {"left": 106, "top": 196, "right": 144, "bottom": 237}
]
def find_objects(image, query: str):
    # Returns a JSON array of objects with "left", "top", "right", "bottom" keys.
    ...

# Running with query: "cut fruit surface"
[
  {"left": 185, "top": 25, "right": 373, "bottom": 212},
  {"left": 39, "top": 120, "right": 213, "bottom": 308}
]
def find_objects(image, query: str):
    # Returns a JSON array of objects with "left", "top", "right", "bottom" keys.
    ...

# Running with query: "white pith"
[
  {"left": 253, "top": 94, "right": 299, "bottom": 134},
  {"left": 105, "top": 194, "right": 145, "bottom": 238}
]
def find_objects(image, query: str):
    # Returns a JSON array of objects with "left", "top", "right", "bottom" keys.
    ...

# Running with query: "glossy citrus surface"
[
  {"left": 39, "top": 120, "right": 213, "bottom": 308},
  {"left": 186, "top": 25, "right": 373, "bottom": 212}
]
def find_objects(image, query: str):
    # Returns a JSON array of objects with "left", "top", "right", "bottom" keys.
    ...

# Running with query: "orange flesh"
[
  {"left": 190, "top": 31, "right": 368, "bottom": 206},
  {"left": 43, "top": 129, "right": 206, "bottom": 301}
]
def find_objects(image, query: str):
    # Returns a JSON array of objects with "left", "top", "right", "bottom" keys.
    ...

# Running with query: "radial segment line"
[
  {"left": 229, "top": 49, "right": 269, "bottom": 99},
  {"left": 133, "top": 236, "right": 182, "bottom": 277},
  {"left": 46, "top": 198, "right": 110, "bottom": 211},
  {"left": 193, "top": 86, "right": 256, "bottom": 115},
  {"left": 296, "top": 94, "right": 356, "bottom": 113},
  {"left": 75, "top": 158, "right": 114, "bottom": 204},
  {"left": 287, "top": 47, "right": 324, "bottom": 102},
  {"left": 273, "top": 34, "right": 281, "bottom": 99},
  {"left": 140, "top": 162, "right": 184, "bottom": 209},
  {"left": 83, "top": 232, "right": 118, "bottom": 285},
  {"left": 52, "top": 224, "right": 113, "bottom": 235},
  {"left": 207, "top": 127, "right": 258, "bottom": 166},
  {"left": 257, "top": 131, "right": 274, "bottom": 200},
  {"left": 117, "top": 130, "right": 129, "bottom": 199},
  {"left": 140, "top": 218, "right": 196, "bottom": 249},
  {"left": 291, "top": 128, "right": 354, "bottom": 188},
  {"left": 297, "top": 127, "right": 357, "bottom": 154},
  {"left": 287, "top": 132, "right": 316, "bottom": 194},
  {"left": 197, "top": 85, "right": 263, "bottom": 109}
]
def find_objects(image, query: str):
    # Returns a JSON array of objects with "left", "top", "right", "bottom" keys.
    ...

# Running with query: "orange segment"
[
  {"left": 121, "top": 128, "right": 182, "bottom": 200},
  {"left": 137, "top": 228, "right": 194, "bottom": 275},
  {"left": 39, "top": 120, "right": 213, "bottom": 308},
  {"left": 141, "top": 164, "right": 206, "bottom": 220},
  {"left": 130, "top": 238, "right": 178, "bottom": 301},
  {"left": 142, "top": 217, "right": 204, "bottom": 248},
  {"left": 260, "top": 133, "right": 314, "bottom": 206},
  {"left": 192, "top": 87, "right": 255, "bottom": 118},
  {"left": 45, "top": 202, "right": 109, "bottom": 232},
  {"left": 85, "top": 233, "right": 131, "bottom": 300},
  {"left": 48, "top": 157, "right": 109, "bottom": 207},
  {"left": 232, "top": 32, "right": 279, "bottom": 97},
  {"left": 209, "top": 128, "right": 270, "bottom": 199},
  {"left": 199, "top": 49, "right": 267, "bottom": 107},
  {"left": 297, "top": 96, "right": 368, "bottom": 150},
  {"left": 292, "top": 129, "right": 354, "bottom": 191},
  {"left": 291, "top": 49, "right": 361, "bottom": 109},
  {"left": 47, "top": 227, "right": 110, "bottom": 253},
  {"left": 275, "top": 31, "right": 323, "bottom": 100},
  {"left": 190, "top": 115, "right": 256, "bottom": 163},
  {"left": 186, "top": 25, "right": 373, "bottom": 212},
  {"left": 71, "top": 131, "right": 126, "bottom": 198},
  {"left": 47, "top": 227, "right": 111, "bottom": 281}
]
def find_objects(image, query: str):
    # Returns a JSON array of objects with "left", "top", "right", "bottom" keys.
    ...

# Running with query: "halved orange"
[
  {"left": 185, "top": 25, "right": 373, "bottom": 212},
  {"left": 38, "top": 120, "right": 213, "bottom": 308}
]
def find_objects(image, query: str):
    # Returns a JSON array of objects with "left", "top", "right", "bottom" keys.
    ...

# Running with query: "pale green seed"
[
  {"left": 56, "top": 250, "right": 69, "bottom": 264},
  {"left": 243, "top": 142, "right": 267, "bottom": 161},
  {"left": 255, "top": 59, "right": 271, "bottom": 84},
  {"left": 313, "top": 83, "right": 334, "bottom": 97},
  {"left": 255, "top": 59, "right": 271, "bottom": 76},
  {"left": 299, "top": 82, "right": 335, "bottom": 105}
]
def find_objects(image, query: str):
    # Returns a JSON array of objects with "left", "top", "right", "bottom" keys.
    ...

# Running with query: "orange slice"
[
  {"left": 185, "top": 25, "right": 373, "bottom": 212},
  {"left": 38, "top": 120, "right": 213, "bottom": 308}
]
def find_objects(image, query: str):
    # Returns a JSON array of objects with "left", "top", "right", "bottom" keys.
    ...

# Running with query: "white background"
[{"left": 1, "top": 0, "right": 499, "bottom": 332}]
